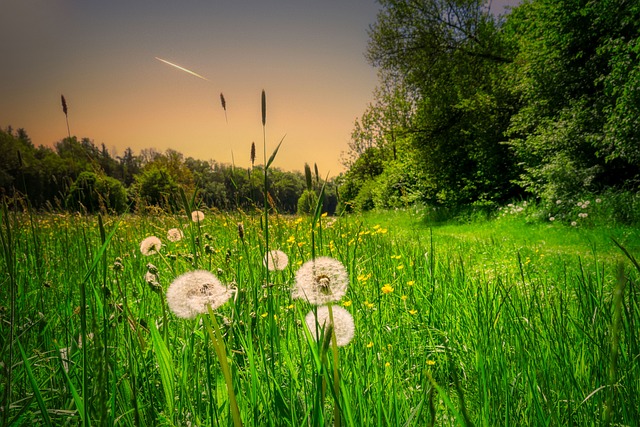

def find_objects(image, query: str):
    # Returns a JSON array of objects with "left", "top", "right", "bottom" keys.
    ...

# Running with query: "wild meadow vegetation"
[
  {"left": 2, "top": 1, "right": 640, "bottom": 425},
  {"left": 1, "top": 194, "right": 640, "bottom": 426}
]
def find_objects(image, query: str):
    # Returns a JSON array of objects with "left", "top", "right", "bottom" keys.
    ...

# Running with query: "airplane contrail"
[{"left": 155, "top": 57, "right": 211, "bottom": 82}]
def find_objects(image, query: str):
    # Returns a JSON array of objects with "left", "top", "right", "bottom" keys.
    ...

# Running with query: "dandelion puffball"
[
  {"left": 191, "top": 210, "right": 205, "bottom": 222},
  {"left": 140, "top": 236, "right": 162, "bottom": 256},
  {"left": 305, "top": 305, "right": 355, "bottom": 347},
  {"left": 264, "top": 250, "right": 289, "bottom": 271},
  {"left": 167, "top": 228, "right": 184, "bottom": 242},
  {"left": 292, "top": 257, "right": 349, "bottom": 305},
  {"left": 166, "top": 270, "right": 234, "bottom": 319}
]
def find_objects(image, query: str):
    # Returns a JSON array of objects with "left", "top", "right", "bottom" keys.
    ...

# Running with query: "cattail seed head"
[
  {"left": 237, "top": 222, "right": 245, "bottom": 241},
  {"left": 250, "top": 142, "right": 256, "bottom": 166}
]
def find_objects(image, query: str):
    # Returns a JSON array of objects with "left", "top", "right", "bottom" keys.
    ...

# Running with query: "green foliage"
[
  {"left": 67, "top": 171, "right": 127, "bottom": 213},
  {"left": 504, "top": 0, "right": 640, "bottom": 202},
  {"left": 360, "top": 0, "right": 519, "bottom": 209},
  {"left": 134, "top": 166, "right": 179, "bottom": 207},
  {"left": 5, "top": 210, "right": 640, "bottom": 425},
  {"left": 370, "top": 158, "right": 426, "bottom": 209},
  {"left": 296, "top": 189, "right": 318, "bottom": 215}
]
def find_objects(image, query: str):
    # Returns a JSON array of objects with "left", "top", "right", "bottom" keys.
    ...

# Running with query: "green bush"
[
  {"left": 297, "top": 189, "right": 318, "bottom": 215},
  {"left": 67, "top": 171, "right": 127, "bottom": 213}
]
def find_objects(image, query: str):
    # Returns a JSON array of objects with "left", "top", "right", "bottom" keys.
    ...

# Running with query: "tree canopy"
[{"left": 340, "top": 0, "right": 640, "bottom": 213}]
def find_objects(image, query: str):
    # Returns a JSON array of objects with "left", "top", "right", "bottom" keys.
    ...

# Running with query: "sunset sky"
[{"left": 1, "top": 1, "right": 519, "bottom": 176}]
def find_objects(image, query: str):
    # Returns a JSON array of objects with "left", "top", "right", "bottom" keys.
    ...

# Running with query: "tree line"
[
  {"left": 0, "top": 127, "right": 337, "bottom": 215},
  {"left": 338, "top": 0, "right": 640, "bottom": 214}
]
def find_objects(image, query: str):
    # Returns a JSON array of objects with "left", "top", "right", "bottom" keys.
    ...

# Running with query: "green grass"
[{"left": 1, "top": 206, "right": 639, "bottom": 426}]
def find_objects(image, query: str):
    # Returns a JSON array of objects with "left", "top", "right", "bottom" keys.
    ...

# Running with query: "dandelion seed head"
[
  {"left": 140, "top": 236, "right": 162, "bottom": 256},
  {"left": 305, "top": 305, "right": 355, "bottom": 347},
  {"left": 167, "top": 228, "right": 184, "bottom": 242},
  {"left": 292, "top": 257, "right": 349, "bottom": 305},
  {"left": 263, "top": 250, "right": 289, "bottom": 271},
  {"left": 191, "top": 211, "right": 205, "bottom": 222},
  {"left": 166, "top": 270, "right": 234, "bottom": 319}
]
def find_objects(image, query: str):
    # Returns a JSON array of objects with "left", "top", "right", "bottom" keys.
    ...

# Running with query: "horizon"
[{"left": 1, "top": 1, "right": 520, "bottom": 178}]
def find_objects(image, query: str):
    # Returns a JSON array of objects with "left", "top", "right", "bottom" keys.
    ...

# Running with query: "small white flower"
[
  {"left": 549, "top": 217, "right": 555, "bottom": 222},
  {"left": 571, "top": 221, "right": 577, "bottom": 227}
]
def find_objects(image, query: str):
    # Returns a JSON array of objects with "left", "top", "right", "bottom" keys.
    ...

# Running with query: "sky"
[{"left": 1, "top": 0, "right": 519, "bottom": 177}]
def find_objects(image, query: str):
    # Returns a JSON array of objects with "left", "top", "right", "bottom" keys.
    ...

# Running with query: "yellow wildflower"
[
  {"left": 409, "top": 309, "right": 418, "bottom": 315},
  {"left": 364, "top": 301, "right": 375, "bottom": 309},
  {"left": 397, "top": 265, "right": 404, "bottom": 270},
  {"left": 401, "top": 295, "right": 407, "bottom": 302},
  {"left": 407, "top": 280, "right": 415, "bottom": 286},
  {"left": 321, "top": 212, "right": 328, "bottom": 217},
  {"left": 342, "top": 300, "right": 352, "bottom": 307},
  {"left": 287, "top": 236, "right": 296, "bottom": 244},
  {"left": 367, "top": 341, "right": 374, "bottom": 348},
  {"left": 385, "top": 362, "right": 391, "bottom": 368},
  {"left": 381, "top": 284, "right": 394, "bottom": 294},
  {"left": 426, "top": 360, "right": 436, "bottom": 366}
]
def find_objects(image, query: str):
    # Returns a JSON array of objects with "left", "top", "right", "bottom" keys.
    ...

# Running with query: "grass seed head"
[{"left": 61, "top": 94, "right": 68, "bottom": 116}]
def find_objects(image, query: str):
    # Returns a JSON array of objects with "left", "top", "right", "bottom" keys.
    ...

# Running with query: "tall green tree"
[
  {"left": 504, "top": 0, "right": 640, "bottom": 202},
  {"left": 365, "top": 0, "right": 518, "bottom": 207}
]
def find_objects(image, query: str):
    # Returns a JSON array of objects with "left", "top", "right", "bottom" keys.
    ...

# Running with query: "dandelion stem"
[{"left": 327, "top": 303, "right": 342, "bottom": 427}]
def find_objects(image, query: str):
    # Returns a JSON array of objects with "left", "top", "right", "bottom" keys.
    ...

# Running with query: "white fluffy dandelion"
[
  {"left": 167, "top": 228, "right": 184, "bottom": 242},
  {"left": 305, "top": 305, "right": 355, "bottom": 347},
  {"left": 263, "top": 250, "right": 289, "bottom": 271},
  {"left": 140, "top": 236, "right": 162, "bottom": 256},
  {"left": 292, "top": 257, "right": 349, "bottom": 305},
  {"left": 166, "top": 270, "right": 233, "bottom": 319},
  {"left": 191, "top": 210, "right": 205, "bottom": 223}
]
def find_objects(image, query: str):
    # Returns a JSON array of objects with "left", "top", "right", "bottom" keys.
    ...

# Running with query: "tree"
[
  {"left": 504, "top": 0, "right": 640, "bottom": 202},
  {"left": 363, "top": 0, "right": 518, "bottom": 207},
  {"left": 67, "top": 171, "right": 127, "bottom": 213},
  {"left": 134, "top": 166, "right": 179, "bottom": 207}
]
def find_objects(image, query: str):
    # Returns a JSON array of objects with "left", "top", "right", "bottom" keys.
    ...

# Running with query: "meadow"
[{"left": 1, "top": 201, "right": 639, "bottom": 426}]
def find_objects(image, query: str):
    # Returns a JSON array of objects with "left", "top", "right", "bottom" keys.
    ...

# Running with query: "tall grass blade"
[
  {"left": 265, "top": 135, "right": 285, "bottom": 170},
  {"left": 150, "top": 322, "right": 175, "bottom": 417},
  {"left": 17, "top": 341, "right": 53, "bottom": 426}
]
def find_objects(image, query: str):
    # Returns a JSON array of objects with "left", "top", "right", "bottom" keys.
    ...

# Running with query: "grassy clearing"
[{"left": 1, "top": 206, "right": 639, "bottom": 426}]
